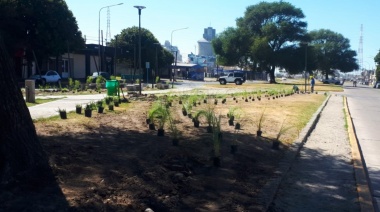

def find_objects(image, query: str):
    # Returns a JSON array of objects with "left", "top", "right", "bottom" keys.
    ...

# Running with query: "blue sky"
[{"left": 65, "top": 0, "right": 379, "bottom": 69}]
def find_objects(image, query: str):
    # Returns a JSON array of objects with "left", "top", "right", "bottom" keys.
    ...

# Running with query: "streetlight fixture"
[
  {"left": 134, "top": 5, "right": 146, "bottom": 95},
  {"left": 98, "top": 3, "right": 123, "bottom": 74},
  {"left": 170, "top": 27, "right": 188, "bottom": 83}
]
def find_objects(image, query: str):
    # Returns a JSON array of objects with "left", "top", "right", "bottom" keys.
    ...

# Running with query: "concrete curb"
[
  {"left": 344, "top": 96, "right": 375, "bottom": 212},
  {"left": 261, "top": 94, "right": 331, "bottom": 211}
]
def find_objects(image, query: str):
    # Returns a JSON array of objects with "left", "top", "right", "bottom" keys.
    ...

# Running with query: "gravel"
[{"left": 269, "top": 95, "right": 360, "bottom": 211}]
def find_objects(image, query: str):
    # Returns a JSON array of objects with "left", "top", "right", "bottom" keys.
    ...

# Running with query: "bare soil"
[{"left": 3, "top": 92, "right": 325, "bottom": 211}]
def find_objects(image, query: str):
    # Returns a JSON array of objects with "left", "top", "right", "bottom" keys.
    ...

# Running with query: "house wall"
[{"left": 62, "top": 53, "right": 99, "bottom": 80}]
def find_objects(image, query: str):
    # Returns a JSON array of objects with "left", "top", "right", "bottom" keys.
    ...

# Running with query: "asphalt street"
[{"left": 344, "top": 83, "right": 380, "bottom": 211}]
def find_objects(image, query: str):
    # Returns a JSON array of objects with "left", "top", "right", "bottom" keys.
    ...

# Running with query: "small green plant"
[
  {"left": 255, "top": 108, "right": 266, "bottom": 133},
  {"left": 147, "top": 101, "right": 162, "bottom": 122},
  {"left": 74, "top": 80, "right": 81, "bottom": 91},
  {"left": 275, "top": 118, "right": 294, "bottom": 141},
  {"left": 155, "top": 76, "right": 160, "bottom": 83},
  {"left": 86, "top": 76, "right": 93, "bottom": 85},
  {"left": 168, "top": 111, "right": 181, "bottom": 140},
  {"left": 96, "top": 100, "right": 104, "bottom": 108},
  {"left": 61, "top": 87, "right": 69, "bottom": 93},
  {"left": 182, "top": 100, "right": 193, "bottom": 114},
  {"left": 84, "top": 104, "right": 92, "bottom": 111},
  {"left": 57, "top": 108, "right": 66, "bottom": 112},
  {"left": 197, "top": 105, "right": 215, "bottom": 128},
  {"left": 75, "top": 104, "right": 82, "bottom": 109},
  {"left": 227, "top": 106, "right": 240, "bottom": 119},
  {"left": 68, "top": 78, "right": 74, "bottom": 90},
  {"left": 154, "top": 103, "right": 170, "bottom": 130},
  {"left": 135, "top": 79, "right": 140, "bottom": 84},
  {"left": 273, "top": 118, "right": 294, "bottom": 150}
]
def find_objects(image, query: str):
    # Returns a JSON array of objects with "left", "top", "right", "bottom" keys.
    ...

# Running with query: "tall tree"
[
  {"left": 374, "top": 51, "right": 380, "bottom": 81},
  {"left": 0, "top": 33, "right": 49, "bottom": 186},
  {"left": 110, "top": 27, "right": 173, "bottom": 78},
  {"left": 212, "top": 27, "right": 251, "bottom": 68},
  {"left": 237, "top": 1, "right": 307, "bottom": 83},
  {"left": 308, "top": 29, "right": 358, "bottom": 79},
  {"left": 0, "top": 0, "right": 84, "bottom": 70}
]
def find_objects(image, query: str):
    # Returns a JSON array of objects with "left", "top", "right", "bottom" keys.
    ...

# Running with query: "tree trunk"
[
  {"left": 0, "top": 34, "right": 52, "bottom": 186},
  {"left": 268, "top": 66, "right": 276, "bottom": 83}
]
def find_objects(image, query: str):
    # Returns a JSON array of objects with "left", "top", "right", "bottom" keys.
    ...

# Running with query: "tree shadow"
[{"left": 36, "top": 122, "right": 286, "bottom": 211}]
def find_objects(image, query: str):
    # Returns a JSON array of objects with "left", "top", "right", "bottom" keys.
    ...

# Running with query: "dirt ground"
[{"left": 8, "top": 92, "right": 325, "bottom": 211}]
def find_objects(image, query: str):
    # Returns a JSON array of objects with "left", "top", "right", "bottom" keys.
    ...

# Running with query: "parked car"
[
  {"left": 373, "top": 81, "right": 380, "bottom": 89},
  {"left": 90, "top": 72, "right": 111, "bottom": 83},
  {"left": 29, "top": 70, "right": 61, "bottom": 85},
  {"left": 322, "top": 78, "right": 340, "bottom": 85}
]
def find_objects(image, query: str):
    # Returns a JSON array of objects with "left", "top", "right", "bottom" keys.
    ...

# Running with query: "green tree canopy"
[
  {"left": 110, "top": 27, "right": 173, "bottom": 75},
  {"left": 308, "top": 29, "right": 358, "bottom": 79},
  {"left": 0, "top": 0, "right": 84, "bottom": 65},
  {"left": 212, "top": 27, "right": 251, "bottom": 68},
  {"left": 213, "top": 1, "right": 307, "bottom": 83}
]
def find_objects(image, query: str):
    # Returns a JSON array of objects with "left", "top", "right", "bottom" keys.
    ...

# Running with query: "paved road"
[{"left": 345, "top": 83, "right": 380, "bottom": 211}]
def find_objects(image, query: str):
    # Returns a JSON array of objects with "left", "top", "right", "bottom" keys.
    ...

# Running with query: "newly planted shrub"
[{"left": 254, "top": 108, "right": 266, "bottom": 137}]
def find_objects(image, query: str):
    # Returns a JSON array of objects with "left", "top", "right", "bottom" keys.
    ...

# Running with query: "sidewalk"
[
  {"left": 27, "top": 86, "right": 194, "bottom": 120},
  {"left": 268, "top": 95, "right": 361, "bottom": 211}
]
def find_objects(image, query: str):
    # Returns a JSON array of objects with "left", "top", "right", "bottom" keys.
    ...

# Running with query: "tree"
[
  {"left": 0, "top": 0, "right": 85, "bottom": 71},
  {"left": 110, "top": 27, "right": 173, "bottom": 79},
  {"left": 0, "top": 31, "right": 53, "bottom": 194},
  {"left": 308, "top": 29, "right": 358, "bottom": 79},
  {"left": 375, "top": 51, "right": 380, "bottom": 81},
  {"left": 212, "top": 27, "right": 251, "bottom": 68},
  {"left": 237, "top": 1, "right": 308, "bottom": 83}
]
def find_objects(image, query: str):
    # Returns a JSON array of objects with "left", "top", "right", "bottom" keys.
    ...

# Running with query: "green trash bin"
[{"left": 106, "top": 80, "right": 119, "bottom": 96}]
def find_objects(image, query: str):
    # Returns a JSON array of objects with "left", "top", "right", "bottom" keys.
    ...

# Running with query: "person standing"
[{"left": 310, "top": 77, "right": 315, "bottom": 93}]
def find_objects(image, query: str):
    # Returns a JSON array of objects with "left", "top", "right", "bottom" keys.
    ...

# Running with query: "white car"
[{"left": 30, "top": 70, "right": 61, "bottom": 84}]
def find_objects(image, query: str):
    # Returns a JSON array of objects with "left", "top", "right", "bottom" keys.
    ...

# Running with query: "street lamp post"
[
  {"left": 98, "top": 3, "right": 123, "bottom": 74},
  {"left": 134, "top": 5, "right": 146, "bottom": 95},
  {"left": 304, "top": 43, "right": 308, "bottom": 92},
  {"left": 154, "top": 43, "right": 160, "bottom": 88},
  {"left": 170, "top": 27, "right": 188, "bottom": 82}
]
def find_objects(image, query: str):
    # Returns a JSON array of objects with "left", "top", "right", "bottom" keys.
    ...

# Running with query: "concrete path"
[{"left": 269, "top": 95, "right": 360, "bottom": 211}]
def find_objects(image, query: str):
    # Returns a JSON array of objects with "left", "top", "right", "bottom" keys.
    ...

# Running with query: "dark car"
[{"left": 90, "top": 72, "right": 111, "bottom": 82}]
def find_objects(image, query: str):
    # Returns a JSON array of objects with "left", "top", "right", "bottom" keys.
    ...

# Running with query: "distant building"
[
  {"left": 164, "top": 40, "right": 183, "bottom": 62},
  {"left": 203, "top": 27, "right": 216, "bottom": 41}
]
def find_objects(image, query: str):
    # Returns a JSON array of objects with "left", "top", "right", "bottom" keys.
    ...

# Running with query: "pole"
[
  {"left": 134, "top": 6, "right": 146, "bottom": 95},
  {"left": 98, "top": 3, "right": 123, "bottom": 75},
  {"left": 172, "top": 51, "right": 177, "bottom": 88},
  {"left": 154, "top": 43, "right": 159, "bottom": 88},
  {"left": 170, "top": 27, "right": 188, "bottom": 82},
  {"left": 304, "top": 43, "right": 308, "bottom": 92}
]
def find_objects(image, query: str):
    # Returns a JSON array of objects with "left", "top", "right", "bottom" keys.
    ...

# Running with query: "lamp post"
[
  {"left": 98, "top": 3, "right": 123, "bottom": 74},
  {"left": 170, "top": 27, "right": 188, "bottom": 82},
  {"left": 134, "top": 5, "right": 146, "bottom": 95},
  {"left": 304, "top": 43, "right": 308, "bottom": 92},
  {"left": 154, "top": 43, "right": 160, "bottom": 88}
]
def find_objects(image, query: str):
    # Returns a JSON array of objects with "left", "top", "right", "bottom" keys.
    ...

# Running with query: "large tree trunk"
[
  {"left": 268, "top": 66, "right": 276, "bottom": 83},
  {"left": 0, "top": 35, "right": 50, "bottom": 186}
]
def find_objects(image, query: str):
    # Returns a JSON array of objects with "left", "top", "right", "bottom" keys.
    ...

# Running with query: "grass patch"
[
  {"left": 205, "top": 79, "right": 343, "bottom": 93},
  {"left": 26, "top": 98, "right": 65, "bottom": 107}
]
